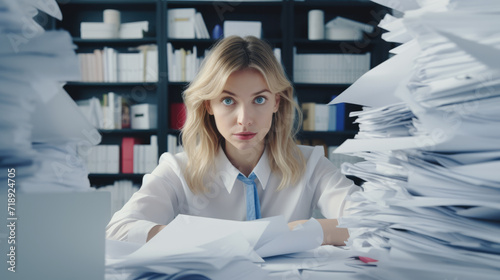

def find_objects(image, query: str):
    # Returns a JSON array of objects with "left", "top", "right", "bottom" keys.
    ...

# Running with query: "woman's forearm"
[
  {"left": 316, "top": 219, "right": 349, "bottom": 246},
  {"left": 147, "top": 224, "right": 166, "bottom": 242},
  {"left": 288, "top": 218, "right": 349, "bottom": 246}
]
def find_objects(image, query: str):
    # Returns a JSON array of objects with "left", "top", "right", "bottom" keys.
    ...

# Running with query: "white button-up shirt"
[{"left": 106, "top": 145, "right": 360, "bottom": 244}]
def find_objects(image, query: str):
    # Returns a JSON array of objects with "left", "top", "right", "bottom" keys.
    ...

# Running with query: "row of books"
[
  {"left": 76, "top": 92, "right": 157, "bottom": 130},
  {"left": 293, "top": 50, "right": 371, "bottom": 84},
  {"left": 78, "top": 136, "right": 158, "bottom": 174},
  {"left": 127, "top": 135, "right": 158, "bottom": 174},
  {"left": 167, "top": 8, "right": 210, "bottom": 39},
  {"left": 167, "top": 134, "right": 184, "bottom": 155},
  {"left": 166, "top": 43, "right": 207, "bottom": 82},
  {"left": 166, "top": 43, "right": 282, "bottom": 82},
  {"left": 77, "top": 92, "right": 123, "bottom": 130},
  {"left": 95, "top": 180, "right": 140, "bottom": 216},
  {"left": 79, "top": 144, "right": 120, "bottom": 174},
  {"left": 301, "top": 102, "right": 345, "bottom": 131},
  {"left": 77, "top": 45, "right": 158, "bottom": 83}
]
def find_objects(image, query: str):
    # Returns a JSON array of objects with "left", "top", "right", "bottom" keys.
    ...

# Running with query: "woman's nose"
[{"left": 237, "top": 105, "right": 253, "bottom": 126}]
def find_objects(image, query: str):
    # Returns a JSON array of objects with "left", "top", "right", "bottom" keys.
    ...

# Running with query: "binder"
[{"left": 121, "top": 137, "right": 143, "bottom": 173}]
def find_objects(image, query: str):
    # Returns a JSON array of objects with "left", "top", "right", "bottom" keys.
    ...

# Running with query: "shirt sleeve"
[
  {"left": 105, "top": 153, "right": 184, "bottom": 244},
  {"left": 312, "top": 156, "right": 361, "bottom": 219}
]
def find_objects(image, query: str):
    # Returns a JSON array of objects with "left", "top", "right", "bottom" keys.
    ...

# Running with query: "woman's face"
[{"left": 207, "top": 68, "right": 280, "bottom": 154}]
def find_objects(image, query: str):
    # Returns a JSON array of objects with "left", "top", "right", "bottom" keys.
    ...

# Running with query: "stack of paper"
[
  {"left": 330, "top": 0, "right": 500, "bottom": 279},
  {"left": 119, "top": 21, "right": 149, "bottom": 39},
  {"left": 81, "top": 20, "right": 149, "bottom": 39},
  {"left": 0, "top": 0, "right": 100, "bottom": 192},
  {"left": 106, "top": 215, "right": 325, "bottom": 279},
  {"left": 81, "top": 22, "right": 119, "bottom": 39},
  {"left": 325, "top": 16, "right": 375, "bottom": 40}
]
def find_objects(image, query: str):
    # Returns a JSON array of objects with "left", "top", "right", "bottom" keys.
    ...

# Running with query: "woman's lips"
[{"left": 234, "top": 132, "right": 257, "bottom": 140}]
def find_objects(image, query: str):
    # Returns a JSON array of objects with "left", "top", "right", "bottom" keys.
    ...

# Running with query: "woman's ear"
[
  {"left": 273, "top": 93, "right": 281, "bottom": 113},
  {"left": 204, "top": 100, "right": 213, "bottom": 115}
]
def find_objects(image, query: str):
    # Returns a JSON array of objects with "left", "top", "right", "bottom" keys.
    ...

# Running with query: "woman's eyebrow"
[{"left": 221, "top": 89, "right": 272, "bottom": 96}]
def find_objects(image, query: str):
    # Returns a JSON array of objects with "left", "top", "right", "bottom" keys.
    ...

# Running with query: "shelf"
[
  {"left": 168, "top": 81, "right": 190, "bottom": 86},
  {"left": 168, "top": 38, "right": 216, "bottom": 44},
  {"left": 73, "top": 38, "right": 157, "bottom": 45},
  {"left": 297, "top": 130, "right": 357, "bottom": 138},
  {"left": 168, "top": 38, "right": 282, "bottom": 45},
  {"left": 90, "top": 173, "right": 146, "bottom": 178},
  {"left": 294, "top": 37, "right": 372, "bottom": 46},
  {"left": 90, "top": 173, "right": 146, "bottom": 187},
  {"left": 65, "top": 82, "right": 158, "bottom": 87},
  {"left": 294, "top": 83, "right": 351, "bottom": 88},
  {"left": 294, "top": 38, "right": 375, "bottom": 54},
  {"left": 293, "top": 0, "right": 379, "bottom": 8},
  {"left": 166, "top": 1, "right": 282, "bottom": 7},
  {"left": 99, "top": 129, "right": 158, "bottom": 136},
  {"left": 60, "top": 0, "right": 156, "bottom": 5},
  {"left": 166, "top": 129, "right": 181, "bottom": 135}
]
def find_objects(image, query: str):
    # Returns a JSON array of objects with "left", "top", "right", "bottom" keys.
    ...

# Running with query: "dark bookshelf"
[{"left": 51, "top": 0, "right": 390, "bottom": 187}]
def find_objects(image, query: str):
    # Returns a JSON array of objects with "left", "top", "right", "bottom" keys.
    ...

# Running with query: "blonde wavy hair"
[{"left": 181, "top": 36, "right": 305, "bottom": 194}]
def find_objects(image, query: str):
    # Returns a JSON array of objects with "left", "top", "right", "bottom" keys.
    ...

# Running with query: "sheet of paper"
[
  {"left": 107, "top": 215, "right": 325, "bottom": 279},
  {"left": 329, "top": 43, "right": 420, "bottom": 108},
  {"left": 256, "top": 218, "right": 324, "bottom": 258},
  {"left": 371, "top": 0, "right": 420, "bottom": 12},
  {"left": 31, "top": 87, "right": 102, "bottom": 144}
]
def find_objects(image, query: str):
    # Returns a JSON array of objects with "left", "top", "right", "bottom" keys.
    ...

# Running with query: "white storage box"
[
  {"left": 80, "top": 22, "right": 119, "bottom": 39},
  {"left": 131, "top": 103, "right": 157, "bottom": 129},
  {"left": 224, "top": 20, "right": 262, "bottom": 38}
]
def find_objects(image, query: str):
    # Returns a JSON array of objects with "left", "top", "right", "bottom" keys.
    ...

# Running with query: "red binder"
[
  {"left": 121, "top": 137, "right": 142, "bottom": 173},
  {"left": 169, "top": 103, "right": 187, "bottom": 130}
]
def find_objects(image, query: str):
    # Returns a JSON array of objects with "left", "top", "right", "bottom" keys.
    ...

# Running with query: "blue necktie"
[{"left": 237, "top": 172, "right": 261, "bottom": 220}]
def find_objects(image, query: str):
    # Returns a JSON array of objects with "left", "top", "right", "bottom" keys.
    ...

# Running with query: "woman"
[{"left": 106, "top": 36, "right": 359, "bottom": 245}]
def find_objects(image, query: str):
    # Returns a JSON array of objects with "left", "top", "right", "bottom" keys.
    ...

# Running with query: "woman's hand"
[
  {"left": 288, "top": 219, "right": 349, "bottom": 246},
  {"left": 147, "top": 224, "right": 166, "bottom": 242},
  {"left": 288, "top": 220, "right": 308, "bottom": 230}
]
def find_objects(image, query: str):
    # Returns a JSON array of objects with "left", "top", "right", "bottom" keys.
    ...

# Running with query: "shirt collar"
[{"left": 215, "top": 146, "right": 272, "bottom": 193}]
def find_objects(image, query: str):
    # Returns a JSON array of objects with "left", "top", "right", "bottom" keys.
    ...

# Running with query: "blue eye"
[
  {"left": 222, "top": 98, "right": 234, "bottom": 105},
  {"left": 255, "top": 96, "right": 266, "bottom": 104}
]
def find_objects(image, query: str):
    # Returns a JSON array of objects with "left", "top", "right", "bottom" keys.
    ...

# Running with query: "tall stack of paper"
[
  {"left": 330, "top": 0, "right": 500, "bottom": 279},
  {"left": 0, "top": 4, "right": 108, "bottom": 280},
  {"left": 0, "top": 0, "right": 101, "bottom": 193}
]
